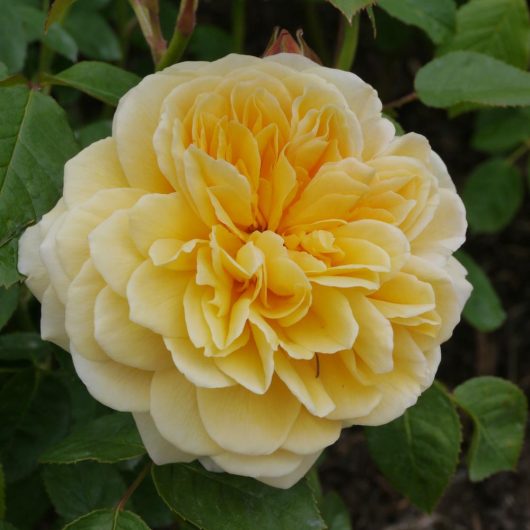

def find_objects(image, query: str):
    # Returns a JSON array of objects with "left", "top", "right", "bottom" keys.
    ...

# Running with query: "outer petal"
[
  {"left": 72, "top": 350, "right": 152, "bottom": 412},
  {"left": 133, "top": 412, "right": 195, "bottom": 465},
  {"left": 197, "top": 376, "right": 300, "bottom": 455},
  {"left": 113, "top": 73, "right": 190, "bottom": 192},
  {"left": 94, "top": 286, "right": 174, "bottom": 371},
  {"left": 281, "top": 407, "right": 341, "bottom": 455},
  {"left": 40, "top": 286, "right": 68, "bottom": 350},
  {"left": 212, "top": 450, "right": 304, "bottom": 478},
  {"left": 258, "top": 452, "right": 321, "bottom": 489},
  {"left": 62, "top": 138, "right": 128, "bottom": 208},
  {"left": 18, "top": 224, "right": 48, "bottom": 301},
  {"left": 150, "top": 369, "right": 221, "bottom": 455}
]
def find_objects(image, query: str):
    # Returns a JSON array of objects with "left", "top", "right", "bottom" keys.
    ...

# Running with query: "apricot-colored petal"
[
  {"left": 65, "top": 260, "right": 108, "bottom": 361},
  {"left": 94, "top": 286, "right": 173, "bottom": 370},
  {"left": 127, "top": 261, "right": 190, "bottom": 338},
  {"left": 63, "top": 138, "right": 128, "bottom": 208},
  {"left": 151, "top": 369, "right": 221, "bottom": 454},
  {"left": 89, "top": 210, "right": 144, "bottom": 297},
  {"left": 197, "top": 376, "right": 300, "bottom": 455},
  {"left": 282, "top": 407, "right": 341, "bottom": 454},
  {"left": 274, "top": 350, "right": 335, "bottom": 417},
  {"left": 133, "top": 412, "right": 195, "bottom": 464},
  {"left": 72, "top": 350, "right": 152, "bottom": 412},
  {"left": 164, "top": 337, "right": 235, "bottom": 388}
]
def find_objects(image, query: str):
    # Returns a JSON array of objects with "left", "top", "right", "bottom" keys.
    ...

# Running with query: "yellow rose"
[{"left": 18, "top": 53, "right": 471, "bottom": 488}]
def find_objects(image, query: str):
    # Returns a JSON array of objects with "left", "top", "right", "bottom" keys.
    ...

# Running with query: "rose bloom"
[{"left": 18, "top": 53, "right": 471, "bottom": 488}]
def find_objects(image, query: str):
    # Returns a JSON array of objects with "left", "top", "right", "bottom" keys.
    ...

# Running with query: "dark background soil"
[{"left": 209, "top": 1, "right": 530, "bottom": 528}]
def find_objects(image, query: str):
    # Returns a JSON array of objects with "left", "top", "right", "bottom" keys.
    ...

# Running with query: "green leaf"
[
  {"left": 0, "top": 0, "right": 27, "bottom": 74},
  {"left": 189, "top": 25, "right": 234, "bottom": 61},
  {"left": 0, "top": 332, "right": 56, "bottom": 362},
  {"left": 0, "top": 240, "right": 23, "bottom": 288},
  {"left": 53, "top": 349, "right": 110, "bottom": 427},
  {"left": 1, "top": 374, "right": 70, "bottom": 482},
  {"left": 438, "top": 0, "right": 530, "bottom": 69},
  {"left": 0, "top": 283, "right": 19, "bottom": 330},
  {"left": 0, "top": 63, "right": 7, "bottom": 81},
  {"left": 415, "top": 51, "right": 530, "bottom": 108},
  {"left": 131, "top": 473, "right": 173, "bottom": 529},
  {"left": 462, "top": 158, "right": 523, "bottom": 233},
  {"left": 64, "top": 509, "right": 150, "bottom": 530},
  {"left": 320, "top": 492, "right": 352, "bottom": 530},
  {"left": 378, "top": 0, "right": 456, "bottom": 44},
  {"left": 0, "top": 462, "right": 5, "bottom": 519},
  {"left": 41, "top": 413, "right": 145, "bottom": 464},
  {"left": 16, "top": 5, "right": 78, "bottom": 62},
  {"left": 46, "top": 0, "right": 78, "bottom": 31},
  {"left": 42, "top": 462, "right": 126, "bottom": 521},
  {"left": 77, "top": 119, "right": 112, "bottom": 148},
  {"left": 472, "top": 108, "right": 530, "bottom": 153},
  {"left": 0, "top": 86, "right": 78, "bottom": 247},
  {"left": 4, "top": 473, "right": 50, "bottom": 528},
  {"left": 326, "top": 0, "right": 377, "bottom": 22},
  {"left": 456, "top": 251, "right": 506, "bottom": 332},
  {"left": 153, "top": 462, "right": 326, "bottom": 530},
  {"left": 365, "top": 383, "right": 461, "bottom": 512},
  {"left": 46, "top": 62, "right": 140, "bottom": 106},
  {"left": 65, "top": 9, "right": 121, "bottom": 61},
  {"left": 454, "top": 377, "right": 527, "bottom": 481}
]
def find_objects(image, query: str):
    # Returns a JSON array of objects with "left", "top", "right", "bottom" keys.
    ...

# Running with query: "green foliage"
[
  {"left": 0, "top": 285, "right": 18, "bottom": 331},
  {"left": 0, "top": 372, "right": 70, "bottom": 482},
  {"left": 0, "top": 332, "right": 56, "bottom": 362},
  {"left": 320, "top": 492, "right": 352, "bottom": 530},
  {"left": 16, "top": 5, "right": 78, "bottom": 62},
  {"left": 41, "top": 413, "right": 146, "bottom": 464},
  {"left": 64, "top": 5, "right": 121, "bottom": 62},
  {"left": 326, "top": 0, "right": 376, "bottom": 22},
  {"left": 77, "top": 120, "right": 112, "bottom": 148},
  {"left": 454, "top": 377, "right": 527, "bottom": 481},
  {"left": 42, "top": 462, "right": 126, "bottom": 521},
  {"left": 378, "top": 0, "right": 456, "bottom": 44},
  {"left": 438, "top": 0, "right": 530, "bottom": 69},
  {"left": 189, "top": 25, "right": 234, "bottom": 61},
  {"left": 0, "top": 0, "right": 26, "bottom": 74},
  {"left": 456, "top": 251, "right": 506, "bottom": 332},
  {"left": 472, "top": 108, "right": 530, "bottom": 153},
  {"left": 415, "top": 51, "right": 530, "bottom": 107},
  {"left": 45, "top": 0, "right": 78, "bottom": 31},
  {"left": 462, "top": 158, "right": 524, "bottom": 233},
  {"left": 0, "top": 85, "right": 78, "bottom": 254},
  {"left": 365, "top": 383, "right": 461, "bottom": 512},
  {"left": 63, "top": 509, "right": 150, "bottom": 530},
  {"left": 0, "top": 241, "right": 23, "bottom": 289},
  {"left": 153, "top": 462, "right": 326, "bottom": 530},
  {"left": 46, "top": 62, "right": 140, "bottom": 106},
  {"left": 4, "top": 472, "right": 50, "bottom": 529}
]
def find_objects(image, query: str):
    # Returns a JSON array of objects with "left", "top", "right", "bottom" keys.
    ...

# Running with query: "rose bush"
[{"left": 18, "top": 53, "right": 471, "bottom": 488}]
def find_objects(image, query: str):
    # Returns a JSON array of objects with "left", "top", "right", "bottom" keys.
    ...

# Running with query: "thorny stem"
[
  {"left": 232, "top": 0, "right": 246, "bottom": 54},
  {"left": 334, "top": 14, "right": 360, "bottom": 71},
  {"left": 156, "top": 0, "right": 198, "bottom": 70},
  {"left": 116, "top": 461, "right": 152, "bottom": 511},
  {"left": 128, "top": 0, "right": 167, "bottom": 65},
  {"left": 383, "top": 92, "right": 418, "bottom": 110}
]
